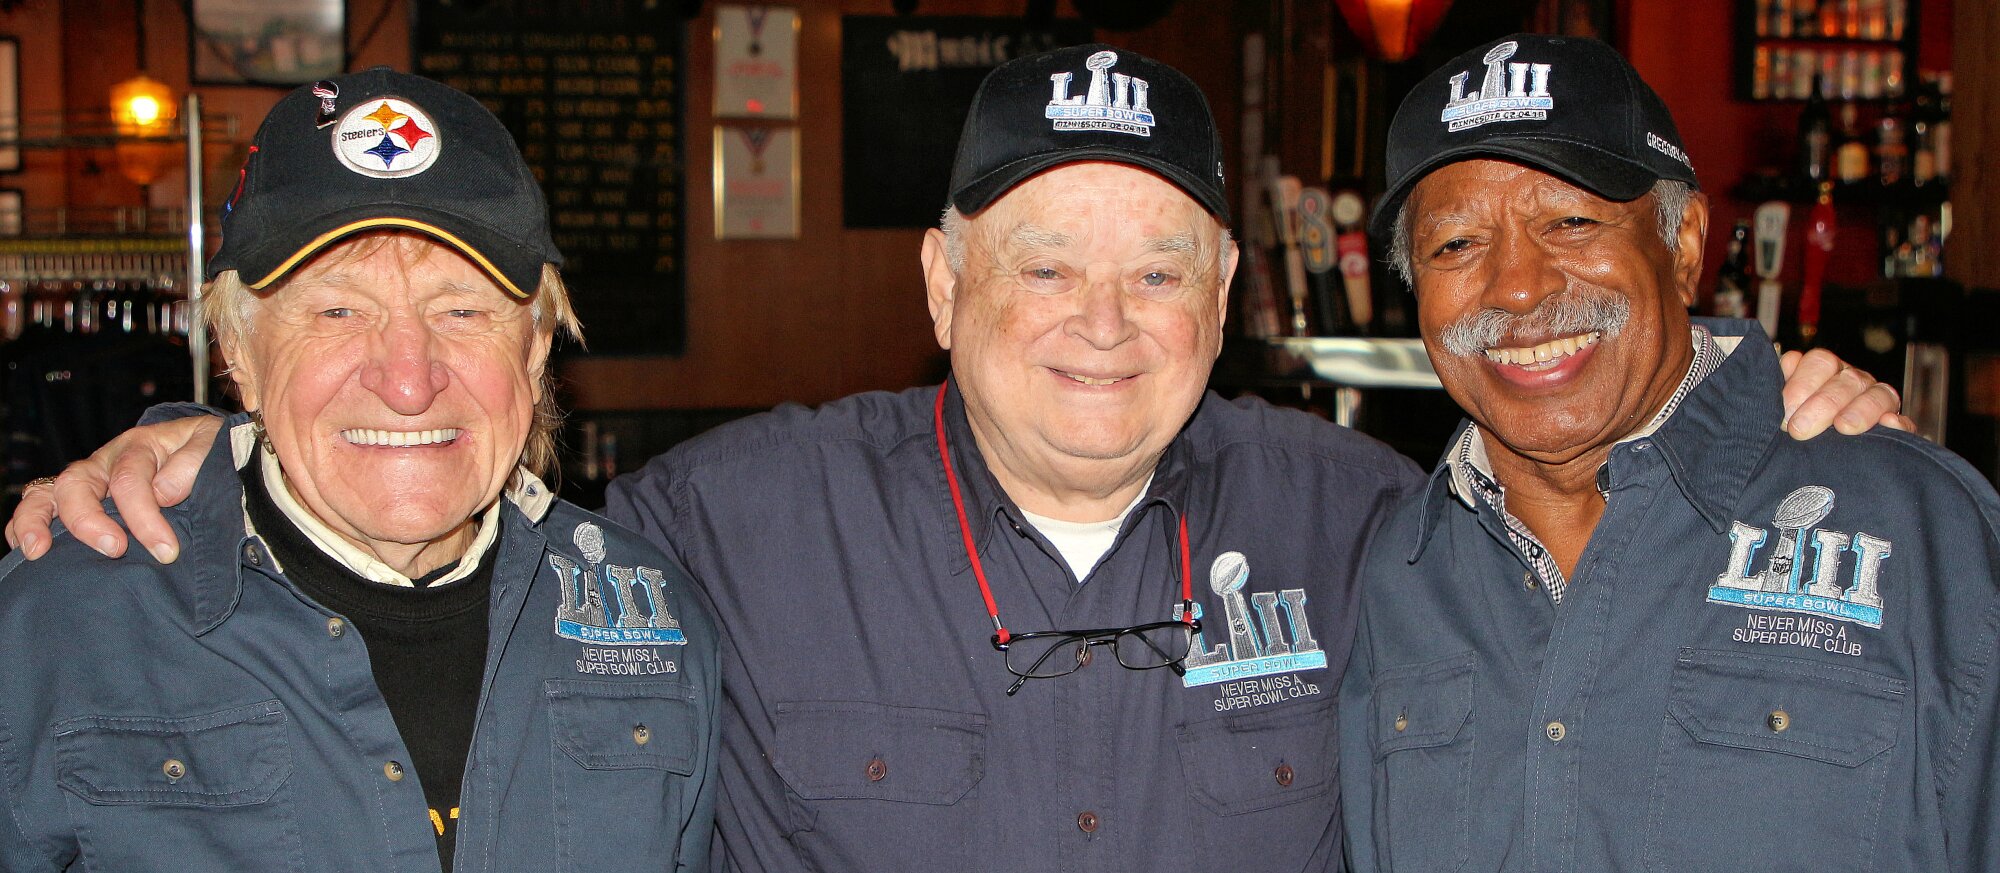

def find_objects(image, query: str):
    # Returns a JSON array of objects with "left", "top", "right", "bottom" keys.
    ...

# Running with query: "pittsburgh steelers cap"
[
  {"left": 1371, "top": 34, "right": 1699, "bottom": 240},
  {"left": 948, "top": 44, "right": 1230, "bottom": 222},
  {"left": 209, "top": 67, "right": 559, "bottom": 299}
]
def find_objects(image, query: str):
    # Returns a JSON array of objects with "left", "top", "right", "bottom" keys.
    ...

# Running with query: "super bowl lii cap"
[
  {"left": 209, "top": 67, "right": 559, "bottom": 299},
  {"left": 948, "top": 44, "right": 1230, "bottom": 222},
  {"left": 1370, "top": 34, "right": 1699, "bottom": 240}
]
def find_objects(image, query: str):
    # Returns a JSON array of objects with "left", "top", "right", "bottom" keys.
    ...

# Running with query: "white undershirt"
[{"left": 1017, "top": 477, "right": 1152, "bottom": 582}]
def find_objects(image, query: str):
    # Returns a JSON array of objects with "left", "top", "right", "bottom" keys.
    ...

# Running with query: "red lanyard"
[{"left": 932, "top": 383, "right": 1194, "bottom": 646}]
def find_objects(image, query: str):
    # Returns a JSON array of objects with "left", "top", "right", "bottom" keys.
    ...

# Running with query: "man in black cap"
[
  {"left": 10, "top": 45, "right": 1903, "bottom": 873},
  {"left": 0, "top": 68, "right": 720, "bottom": 872},
  {"left": 1339, "top": 34, "right": 2000, "bottom": 872}
]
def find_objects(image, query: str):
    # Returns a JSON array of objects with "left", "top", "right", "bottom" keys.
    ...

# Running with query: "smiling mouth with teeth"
[
  {"left": 1058, "top": 371, "right": 1130, "bottom": 386},
  {"left": 341, "top": 428, "right": 463, "bottom": 448},
  {"left": 1483, "top": 331, "right": 1602, "bottom": 369}
]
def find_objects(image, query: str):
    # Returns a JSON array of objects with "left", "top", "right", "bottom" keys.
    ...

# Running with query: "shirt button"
[
  {"left": 866, "top": 758, "right": 888, "bottom": 782},
  {"left": 162, "top": 759, "right": 187, "bottom": 781},
  {"left": 1523, "top": 571, "right": 1538, "bottom": 590},
  {"left": 326, "top": 617, "right": 346, "bottom": 638},
  {"left": 1394, "top": 713, "right": 1409, "bottom": 732},
  {"left": 1076, "top": 645, "right": 1093, "bottom": 668},
  {"left": 243, "top": 543, "right": 261, "bottom": 566},
  {"left": 1545, "top": 721, "right": 1567, "bottom": 743},
  {"left": 1076, "top": 811, "right": 1099, "bottom": 834},
  {"left": 1274, "top": 763, "right": 1295, "bottom": 787},
  {"left": 633, "top": 724, "right": 651, "bottom": 746},
  {"left": 1768, "top": 710, "right": 1790, "bottom": 732},
  {"left": 384, "top": 761, "right": 406, "bottom": 782}
]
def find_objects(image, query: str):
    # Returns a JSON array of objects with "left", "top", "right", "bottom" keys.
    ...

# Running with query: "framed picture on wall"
[
  {"left": 714, "top": 5, "right": 799, "bottom": 119},
  {"left": 0, "top": 40, "right": 18, "bottom": 172},
  {"left": 192, "top": 0, "right": 345, "bottom": 86},
  {"left": 714, "top": 124, "right": 799, "bottom": 239},
  {"left": 0, "top": 190, "right": 23, "bottom": 236}
]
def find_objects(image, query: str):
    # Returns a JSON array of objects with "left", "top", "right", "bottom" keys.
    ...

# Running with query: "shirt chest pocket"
[
  {"left": 770, "top": 701, "right": 986, "bottom": 851},
  {"left": 1370, "top": 653, "right": 1475, "bottom": 873},
  {"left": 1176, "top": 696, "right": 1338, "bottom": 816},
  {"left": 547, "top": 679, "right": 701, "bottom": 873},
  {"left": 53, "top": 700, "right": 304, "bottom": 873},
  {"left": 1642, "top": 648, "right": 1905, "bottom": 873}
]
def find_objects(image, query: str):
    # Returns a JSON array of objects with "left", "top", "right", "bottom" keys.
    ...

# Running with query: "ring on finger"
[{"left": 24, "top": 476, "right": 57, "bottom": 491}]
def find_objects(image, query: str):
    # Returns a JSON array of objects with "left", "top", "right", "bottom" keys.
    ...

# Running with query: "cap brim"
[
  {"left": 952, "top": 147, "right": 1231, "bottom": 222},
  {"left": 1368, "top": 137, "right": 1664, "bottom": 241},
  {"left": 237, "top": 206, "right": 543, "bottom": 299}
]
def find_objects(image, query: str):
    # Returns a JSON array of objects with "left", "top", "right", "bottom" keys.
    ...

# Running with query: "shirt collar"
[
  {"left": 228, "top": 418, "right": 555, "bottom": 588},
  {"left": 1414, "top": 319, "right": 1770, "bottom": 559},
  {"left": 936, "top": 380, "right": 1191, "bottom": 572}
]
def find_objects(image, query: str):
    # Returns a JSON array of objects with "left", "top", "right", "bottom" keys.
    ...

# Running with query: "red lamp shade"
[{"left": 1334, "top": 0, "right": 1455, "bottom": 63}]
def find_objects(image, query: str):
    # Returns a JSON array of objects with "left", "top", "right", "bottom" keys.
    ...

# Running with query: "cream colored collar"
[{"left": 230, "top": 420, "right": 555, "bottom": 587}]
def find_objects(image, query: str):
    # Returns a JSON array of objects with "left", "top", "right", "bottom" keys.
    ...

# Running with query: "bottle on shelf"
[
  {"left": 1797, "top": 76, "right": 1833, "bottom": 188},
  {"left": 1876, "top": 114, "right": 1908, "bottom": 189},
  {"left": 1713, "top": 219, "right": 1753, "bottom": 319},
  {"left": 1933, "top": 72, "right": 1952, "bottom": 184},
  {"left": 1911, "top": 76, "right": 1939, "bottom": 188},
  {"left": 1835, "top": 102, "right": 1872, "bottom": 187}
]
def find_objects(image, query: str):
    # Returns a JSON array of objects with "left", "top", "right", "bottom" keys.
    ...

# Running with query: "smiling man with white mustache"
[{"left": 1340, "top": 34, "right": 2000, "bottom": 873}]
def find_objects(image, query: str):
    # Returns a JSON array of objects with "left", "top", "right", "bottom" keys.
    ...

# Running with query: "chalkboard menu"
[
  {"left": 841, "top": 17, "right": 1091, "bottom": 229},
  {"left": 416, "top": 0, "right": 685, "bottom": 355}
]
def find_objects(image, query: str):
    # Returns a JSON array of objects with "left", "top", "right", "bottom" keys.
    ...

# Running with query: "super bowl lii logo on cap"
[
  {"left": 1046, "top": 50, "right": 1155, "bottom": 137},
  {"left": 1439, "top": 41, "right": 1554, "bottom": 132},
  {"left": 331, "top": 97, "right": 442, "bottom": 179}
]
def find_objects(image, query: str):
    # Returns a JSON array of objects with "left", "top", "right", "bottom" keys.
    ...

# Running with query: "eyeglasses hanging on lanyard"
[{"left": 933, "top": 383, "right": 1201, "bottom": 696}]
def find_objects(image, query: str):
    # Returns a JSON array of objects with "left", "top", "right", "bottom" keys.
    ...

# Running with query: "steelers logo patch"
[{"left": 330, "top": 97, "right": 441, "bottom": 179}]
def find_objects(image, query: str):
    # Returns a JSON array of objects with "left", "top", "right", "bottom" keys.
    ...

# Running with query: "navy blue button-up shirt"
[
  {"left": 608, "top": 383, "right": 1423, "bottom": 872},
  {"left": 0, "top": 416, "right": 720, "bottom": 873},
  {"left": 1340, "top": 319, "right": 2000, "bottom": 872}
]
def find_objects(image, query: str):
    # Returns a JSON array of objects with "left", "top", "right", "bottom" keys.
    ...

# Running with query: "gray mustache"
[{"left": 1437, "top": 292, "right": 1631, "bottom": 358}]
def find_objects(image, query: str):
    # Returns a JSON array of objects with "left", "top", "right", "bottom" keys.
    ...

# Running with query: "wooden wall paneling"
[{"left": 1949, "top": 0, "right": 1993, "bottom": 289}]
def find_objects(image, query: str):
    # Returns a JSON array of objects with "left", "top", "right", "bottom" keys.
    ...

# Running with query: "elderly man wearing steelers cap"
[
  {"left": 1339, "top": 34, "right": 2000, "bottom": 873},
  {"left": 0, "top": 68, "right": 718, "bottom": 872}
]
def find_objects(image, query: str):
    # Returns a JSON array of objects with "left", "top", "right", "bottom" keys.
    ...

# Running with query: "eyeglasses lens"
[
  {"left": 1113, "top": 623, "right": 1194, "bottom": 669},
  {"left": 1003, "top": 636, "right": 1092, "bottom": 679}
]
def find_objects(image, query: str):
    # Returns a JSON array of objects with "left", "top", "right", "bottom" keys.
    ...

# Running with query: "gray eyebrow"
[
  {"left": 1010, "top": 224, "right": 1075, "bottom": 250},
  {"left": 1144, "top": 232, "right": 1198, "bottom": 256}
]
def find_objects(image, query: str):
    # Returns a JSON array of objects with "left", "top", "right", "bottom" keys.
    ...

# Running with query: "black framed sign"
[
  {"left": 415, "top": 0, "right": 687, "bottom": 356},
  {"left": 840, "top": 16, "right": 1091, "bottom": 229},
  {"left": 192, "top": 0, "right": 346, "bottom": 86}
]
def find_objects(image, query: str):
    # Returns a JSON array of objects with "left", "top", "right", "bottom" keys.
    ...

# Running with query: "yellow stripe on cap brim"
[{"left": 247, "top": 217, "right": 532, "bottom": 299}]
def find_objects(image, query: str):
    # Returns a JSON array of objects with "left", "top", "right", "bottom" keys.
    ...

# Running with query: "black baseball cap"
[
  {"left": 949, "top": 44, "right": 1230, "bottom": 222},
  {"left": 1371, "top": 34, "right": 1699, "bottom": 239},
  {"left": 209, "top": 67, "right": 559, "bottom": 299}
]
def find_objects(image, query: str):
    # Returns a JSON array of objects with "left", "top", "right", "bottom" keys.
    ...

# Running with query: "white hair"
[{"left": 1387, "top": 178, "right": 1694, "bottom": 288}]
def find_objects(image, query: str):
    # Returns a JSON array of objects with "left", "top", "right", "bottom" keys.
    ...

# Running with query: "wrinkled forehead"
[
  {"left": 976, "top": 163, "right": 1224, "bottom": 246},
  {"left": 272, "top": 230, "right": 511, "bottom": 298},
  {"left": 1408, "top": 158, "right": 1641, "bottom": 225}
]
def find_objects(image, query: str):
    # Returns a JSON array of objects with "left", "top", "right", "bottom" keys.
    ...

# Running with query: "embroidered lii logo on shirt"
[
  {"left": 548, "top": 522, "right": 687, "bottom": 646},
  {"left": 1181, "top": 552, "right": 1326, "bottom": 688},
  {"left": 1708, "top": 486, "right": 1891, "bottom": 629},
  {"left": 1438, "top": 40, "right": 1553, "bottom": 132}
]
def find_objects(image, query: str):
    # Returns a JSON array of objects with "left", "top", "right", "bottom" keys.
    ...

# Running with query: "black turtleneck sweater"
[{"left": 240, "top": 459, "right": 493, "bottom": 871}]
